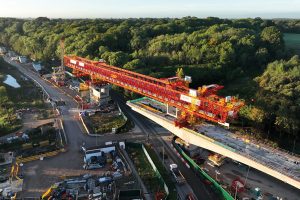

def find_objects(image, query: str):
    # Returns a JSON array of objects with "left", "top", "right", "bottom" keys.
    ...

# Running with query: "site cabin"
[
  {"left": 170, "top": 163, "right": 186, "bottom": 184},
  {"left": 83, "top": 145, "right": 117, "bottom": 169},
  {"left": 18, "top": 56, "right": 27, "bottom": 63}
]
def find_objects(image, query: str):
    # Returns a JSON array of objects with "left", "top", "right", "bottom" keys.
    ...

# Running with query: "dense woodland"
[
  {"left": 274, "top": 19, "right": 300, "bottom": 33},
  {"left": 0, "top": 85, "right": 18, "bottom": 133},
  {"left": 0, "top": 17, "right": 299, "bottom": 152}
]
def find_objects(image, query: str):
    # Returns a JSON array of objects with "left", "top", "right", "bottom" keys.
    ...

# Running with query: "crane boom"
[{"left": 64, "top": 55, "right": 244, "bottom": 125}]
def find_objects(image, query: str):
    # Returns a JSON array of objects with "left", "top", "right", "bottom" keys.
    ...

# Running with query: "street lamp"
[
  {"left": 244, "top": 166, "right": 251, "bottom": 187},
  {"left": 162, "top": 146, "right": 165, "bottom": 164},
  {"left": 215, "top": 170, "right": 220, "bottom": 181},
  {"left": 234, "top": 183, "right": 238, "bottom": 200}
]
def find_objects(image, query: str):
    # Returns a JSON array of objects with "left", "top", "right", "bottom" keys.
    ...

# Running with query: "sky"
[{"left": 0, "top": 0, "right": 299, "bottom": 19}]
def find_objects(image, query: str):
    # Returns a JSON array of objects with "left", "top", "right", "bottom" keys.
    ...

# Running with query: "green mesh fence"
[
  {"left": 172, "top": 141, "right": 234, "bottom": 200},
  {"left": 126, "top": 142, "right": 169, "bottom": 199},
  {"left": 127, "top": 97, "right": 147, "bottom": 103}
]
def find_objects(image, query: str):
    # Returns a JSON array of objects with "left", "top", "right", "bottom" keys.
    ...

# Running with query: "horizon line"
[{"left": 1, "top": 16, "right": 300, "bottom": 20}]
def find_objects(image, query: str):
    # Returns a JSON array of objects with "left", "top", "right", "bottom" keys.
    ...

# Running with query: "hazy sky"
[{"left": 0, "top": 0, "right": 299, "bottom": 18}]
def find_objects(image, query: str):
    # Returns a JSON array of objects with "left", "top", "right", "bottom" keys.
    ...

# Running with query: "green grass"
[
  {"left": 127, "top": 144, "right": 162, "bottom": 195},
  {"left": 284, "top": 33, "right": 300, "bottom": 54},
  {"left": 90, "top": 113, "right": 127, "bottom": 134},
  {"left": 144, "top": 145, "right": 178, "bottom": 200}
]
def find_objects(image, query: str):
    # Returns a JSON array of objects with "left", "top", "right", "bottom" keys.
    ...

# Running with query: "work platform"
[{"left": 127, "top": 98, "right": 300, "bottom": 190}]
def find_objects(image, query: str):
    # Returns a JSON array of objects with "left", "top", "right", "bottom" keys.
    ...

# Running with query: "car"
[
  {"left": 159, "top": 151, "right": 168, "bottom": 159},
  {"left": 195, "top": 157, "right": 205, "bottom": 165},
  {"left": 186, "top": 193, "right": 195, "bottom": 200},
  {"left": 83, "top": 163, "right": 104, "bottom": 170}
]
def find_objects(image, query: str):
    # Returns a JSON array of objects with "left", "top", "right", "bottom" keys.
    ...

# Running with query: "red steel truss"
[{"left": 64, "top": 55, "right": 244, "bottom": 124}]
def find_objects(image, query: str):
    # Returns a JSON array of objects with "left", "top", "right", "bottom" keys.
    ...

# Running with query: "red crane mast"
[{"left": 64, "top": 55, "right": 244, "bottom": 126}]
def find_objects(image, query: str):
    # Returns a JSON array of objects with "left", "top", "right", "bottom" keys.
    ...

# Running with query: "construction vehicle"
[
  {"left": 170, "top": 163, "right": 185, "bottom": 184},
  {"left": 41, "top": 183, "right": 60, "bottom": 199},
  {"left": 208, "top": 153, "right": 226, "bottom": 167}
]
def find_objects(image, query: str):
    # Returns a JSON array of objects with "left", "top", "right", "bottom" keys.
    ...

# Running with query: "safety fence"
[
  {"left": 142, "top": 145, "right": 169, "bottom": 198},
  {"left": 127, "top": 97, "right": 147, "bottom": 103},
  {"left": 172, "top": 141, "right": 234, "bottom": 200},
  {"left": 126, "top": 142, "right": 169, "bottom": 199},
  {"left": 15, "top": 148, "right": 65, "bottom": 164}
]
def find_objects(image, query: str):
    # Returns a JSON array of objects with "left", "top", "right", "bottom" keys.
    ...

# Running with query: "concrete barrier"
[
  {"left": 79, "top": 114, "right": 91, "bottom": 135},
  {"left": 59, "top": 119, "right": 68, "bottom": 145}
]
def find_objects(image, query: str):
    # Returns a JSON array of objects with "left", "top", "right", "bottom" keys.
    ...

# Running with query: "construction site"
[
  {"left": 40, "top": 142, "right": 146, "bottom": 200},
  {"left": 0, "top": 40, "right": 299, "bottom": 200},
  {"left": 60, "top": 54, "right": 300, "bottom": 199}
]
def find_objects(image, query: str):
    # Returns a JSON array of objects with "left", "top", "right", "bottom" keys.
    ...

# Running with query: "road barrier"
[
  {"left": 59, "top": 119, "right": 68, "bottom": 145},
  {"left": 16, "top": 148, "right": 65, "bottom": 164},
  {"left": 172, "top": 141, "right": 234, "bottom": 200},
  {"left": 79, "top": 114, "right": 91, "bottom": 135}
]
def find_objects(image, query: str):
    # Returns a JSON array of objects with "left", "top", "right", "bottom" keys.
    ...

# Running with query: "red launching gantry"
[{"left": 64, "top": 55, "right": 244, "bottom": 127}]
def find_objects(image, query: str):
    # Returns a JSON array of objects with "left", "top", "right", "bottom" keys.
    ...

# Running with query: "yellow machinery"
[
  {"left": 79, "top": 82, "right": 89, "bottom": 91},
  {"left": 42, "top": 184, "right": 59, "bottom": 199},
  {"left": 208, "top": 153, "right": 226, "bottom": 167}
]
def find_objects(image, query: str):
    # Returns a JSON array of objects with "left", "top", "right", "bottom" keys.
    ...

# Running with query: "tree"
[
  {"left": 0, "top": 86, "right": 9, "bottom": 105},
  {"left": 123, "top": 59, "right": 145, "bottom": 70},
  {"left": 260, "top": 26, "right": 284, "bottom": 56},
  {"left": 176, "top": 68, "right": 184, "bottom": 78},
  {"left": 107, "top": 51, "right": 129, "bottom": 67},
  {"left": 98, "top": 46, "right": 109, "bottom": 57},
  {"left": 255, "top": 55, "right": 300, "bottom": 139}
]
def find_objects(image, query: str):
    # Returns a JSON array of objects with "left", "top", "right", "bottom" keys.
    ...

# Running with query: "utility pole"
[
  {"left": 234, "top": 184, "right": 238, "bottom": 200},
  {"left": 215, "top": 170, "right": 220, "bottom": 181},
  {"left": 162, "top": 146, "right": 165, "bottom": 164},
  {"left": 244, "top": 166, "right": 250, "bottom": 187}
]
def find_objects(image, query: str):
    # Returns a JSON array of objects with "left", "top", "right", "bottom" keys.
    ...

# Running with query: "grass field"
[
  {"left": 284, "top": 33, "right": 300, "bottom": 55},
  {"left": 90, "top": 113, "right": 127, "bottom": 134},
  {"left": 127, "top": 144, "right": 162, "bottom": 196}
]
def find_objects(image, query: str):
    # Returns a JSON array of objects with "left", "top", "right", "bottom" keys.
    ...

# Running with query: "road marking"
[{"left": 170, "top": 143, "right": 190, "bottom": 168}]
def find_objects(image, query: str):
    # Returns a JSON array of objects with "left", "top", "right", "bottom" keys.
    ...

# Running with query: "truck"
[
  {"left": 208, "top": 153, "right": 226, "bottom": 167},
  {"left": 170, "top": 163, "right": 185, "bottom": 184}
]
